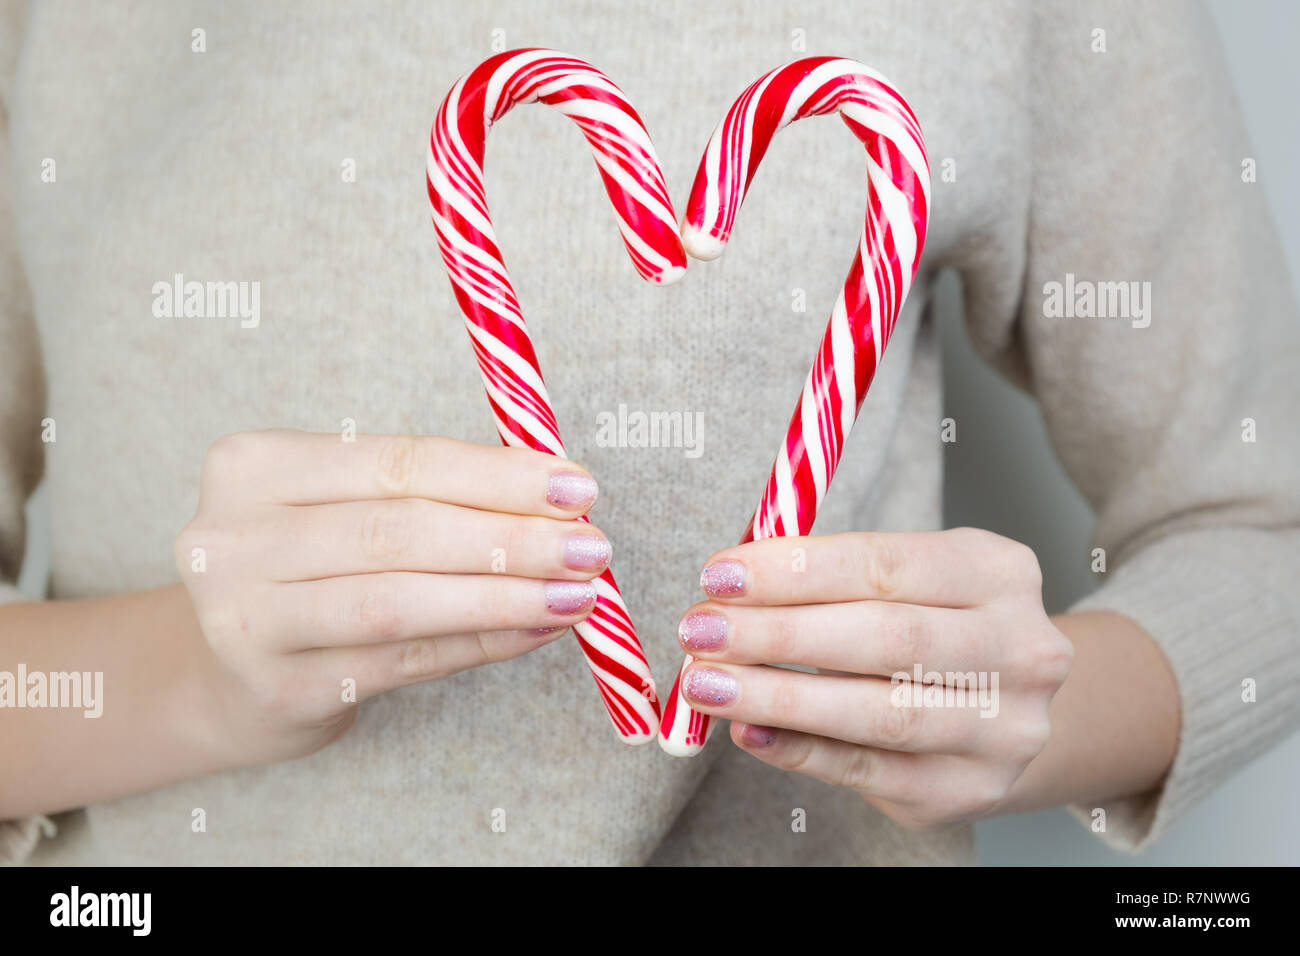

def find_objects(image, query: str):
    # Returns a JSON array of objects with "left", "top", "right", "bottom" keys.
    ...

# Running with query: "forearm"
[
  {"left": 0, "top": 585, "right": 229, "bottom": 819},
  {"left": 999, "top": 610, "right": 1180, "bottom": 815}
]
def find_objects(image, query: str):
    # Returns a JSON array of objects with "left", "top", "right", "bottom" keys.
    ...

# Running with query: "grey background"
[
  {"left": 14, "top": 2, "right": 1298, "bottom": 864},
  {"left": 949, "top": 1, "right": 1300, "bottom": 865}
]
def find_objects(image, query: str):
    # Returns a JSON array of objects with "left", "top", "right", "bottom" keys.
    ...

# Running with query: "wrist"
[
  {"left": 161, "top": 585, "right": 255, "bottom": 776},
  {"left": 999, "top": 610, "right": 1179, "bottom": 815}
]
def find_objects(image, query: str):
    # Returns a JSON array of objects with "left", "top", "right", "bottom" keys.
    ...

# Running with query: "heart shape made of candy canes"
[
  {"left": 426, "top": 51, "right": 930, "bottom": 751},
  {"left": 427, "top": 49, "right": 686, "bottom": 745},
  {"left": 657, "top": 57, "right": 932, "bottom": 756}
]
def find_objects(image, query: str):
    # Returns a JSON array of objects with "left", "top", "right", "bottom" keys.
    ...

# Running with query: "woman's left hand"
[{"left": 677, "top": 528, "right": 1075, "bottom": 829}]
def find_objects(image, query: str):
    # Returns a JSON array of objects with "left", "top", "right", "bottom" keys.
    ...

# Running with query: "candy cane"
[
  {"left": 428, "top": 49, "right": 686, "bottom": 744},
  {"left": 658, "top": 57, "right": 931, "bottom": 756}
]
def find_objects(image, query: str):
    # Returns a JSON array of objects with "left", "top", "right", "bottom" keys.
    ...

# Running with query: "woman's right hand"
[{"left": 175, "top": 430, "right": 609, "bottom": 766}]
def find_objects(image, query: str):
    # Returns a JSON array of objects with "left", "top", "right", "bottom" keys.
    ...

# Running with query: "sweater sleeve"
[
  {"left": 956, "top": 0, "right": 1300, "bottom": 851},
  {"left": 0, "top": 0, "right": 53, "bottom": 864}
]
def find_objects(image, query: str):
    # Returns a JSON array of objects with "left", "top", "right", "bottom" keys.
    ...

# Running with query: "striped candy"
[
  {"left": 658, "top": 57, "right": 931, "bottom": 756},
  {"left": 428, "top": 49, "right": 686, "bottom": 744}
]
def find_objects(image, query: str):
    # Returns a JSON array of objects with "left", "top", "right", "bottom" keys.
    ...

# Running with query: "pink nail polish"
[
  {"left": 563, "top": 534, "right": 611, "bottom": 572},
  {"left": 547, "top": 471, "right": 598, "bottom": 510},
  {"left": 528, "top": 625, "right": 567, "bottom": 637},
  {"left": 544, "top": 580, "right": 597, "bottom": 615},
  {"left": 700, "top": 559, "right": 746, "bottom": 597},
  {"left": 683, "top": 667, "right": 739, "bottom": 707},
  {"left": 741, "top": 724, "right": 778, "bottom": 748},
  {"left": 678, "top": 612, "right": 728, "bottom": 652}
]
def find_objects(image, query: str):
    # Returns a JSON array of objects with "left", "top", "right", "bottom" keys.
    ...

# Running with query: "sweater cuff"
[
  {"left": 1063, "top": 527, "right": 1300, "bottom": 853},
  {"left": 0, "top": 581, "right": 56, "bottom": 866}
]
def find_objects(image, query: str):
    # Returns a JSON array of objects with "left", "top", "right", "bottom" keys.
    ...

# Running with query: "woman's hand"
[
  {"left": 675, "top": 528, "right": 1076, "bottom": 829},
  {"left": 177, "top": 430, "right": 611, "bottom": 766}
]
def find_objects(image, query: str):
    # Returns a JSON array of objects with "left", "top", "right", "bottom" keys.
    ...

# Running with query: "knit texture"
[{"left": 2, "top": 0, "right": 1297, "bottom": 864}]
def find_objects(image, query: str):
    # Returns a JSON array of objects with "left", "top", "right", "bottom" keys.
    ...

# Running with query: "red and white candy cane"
[
  {"left": 427, "top": 49, "right": 686, "bottom": 744},
  {"left": 658, "top": 57, "right": 931, "bottom": 756}
]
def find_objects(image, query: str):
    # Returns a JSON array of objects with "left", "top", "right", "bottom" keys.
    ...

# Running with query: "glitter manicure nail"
[
  {"left": 700, "top": 559, "right": 747, "bottom": 597},
  {"left": 678, "top": 612, "right": 729, "bottom": 652},
  {"left": 563, "top": 534, "right": 612, "bottom": 572},
  {"left": 544, "top": 581, "right": 598, "bottom": 615},
  {"left": 683, "top": 667, "right": 739, "bottom": 707},
  {"left": 547, "top": 471, "right": 599, "bottom": 510},
  {"left": 740, "top": 724, "right": 778, "bottom": 748}
]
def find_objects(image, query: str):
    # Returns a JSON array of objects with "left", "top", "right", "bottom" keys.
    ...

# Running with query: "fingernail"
[
  {"left": 740, "top": 724, "right": 778, "bottom": 748},
  {"left": 547, "top": 471, "right": 598, "bottom": 510},
  {"left": 529, "top": 625, "right": 567, "bottom": 637},
  {"left": 678, "top": 612, "right": 728, "bottom": 652},
  {"left": 563, "top": 534, "right": 611, "bottom": 572},
  {"left": 700, "top": 559, "right": 746, "bottom": 597},
  {"left": 544, "top": 580, "right": 597, "bottom": 615},
  {"left": 683, "top": 667, "right": 739, "bottom": 707}
]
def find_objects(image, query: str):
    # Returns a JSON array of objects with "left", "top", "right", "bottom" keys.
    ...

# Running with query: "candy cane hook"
[
  {"left": 428, "top": 49, "right": 686, "bottom": 744},
  {"left": 659, "top": 57, "right": 931, "bottom": 756}
]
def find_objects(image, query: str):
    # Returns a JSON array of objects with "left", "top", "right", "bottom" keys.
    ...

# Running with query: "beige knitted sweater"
[{"left": 2, "top": 0, "right": 1297, "bottom": 865}]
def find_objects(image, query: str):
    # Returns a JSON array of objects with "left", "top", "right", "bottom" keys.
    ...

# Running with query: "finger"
[
  {"left": 267, "top": 572, "right": 599, "bottom": 650},
  {"left": 202, "top": 430, "right": 600, "bottom": 516},
  {"left": 677, "top": 600, "right": 994, "bottom": 676},
  {"left": 298, "top": 625, "right": 572, "bottom": 700},
  {"left": 734, "top": 723, "right": 1017, "bottom": 826},
  {"left": 680, "top": 662, "right": 980, "bottom": 753},
  {"left": 261, "top": 498, "right": 611, "bottom": 582},
  {"left": 730, "top": 722, "right": 919, "bottom": 803},
  {"left": 697, "top": 528, "right": 1039, "bottom": 607}
]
